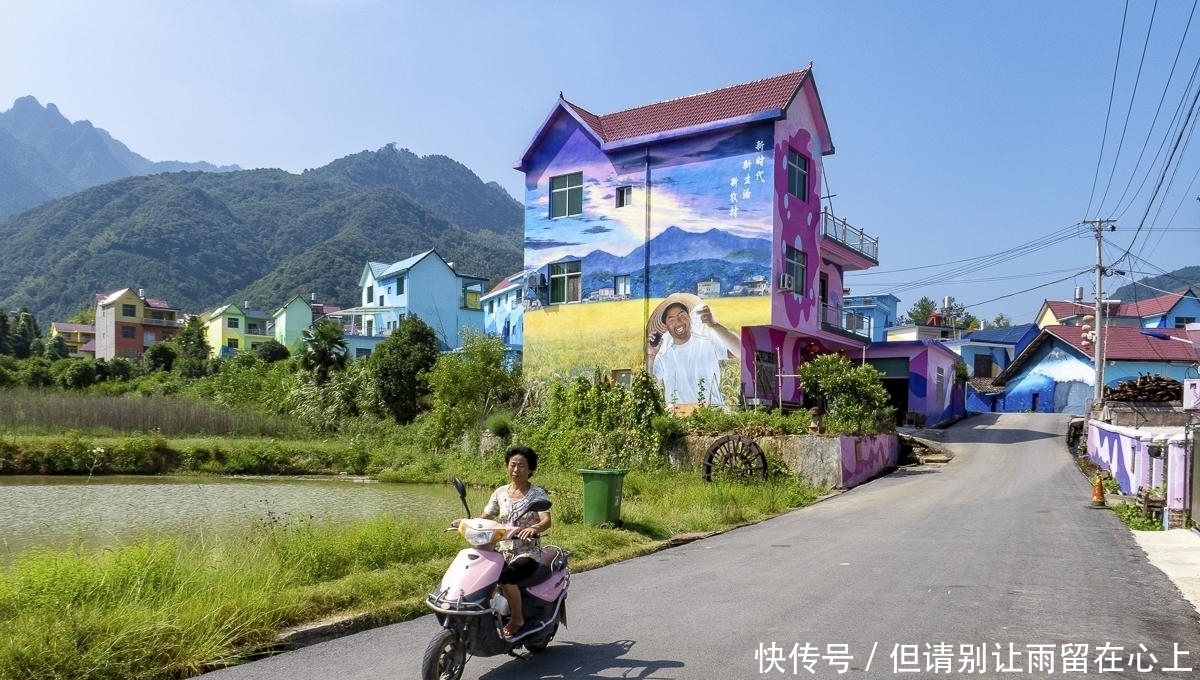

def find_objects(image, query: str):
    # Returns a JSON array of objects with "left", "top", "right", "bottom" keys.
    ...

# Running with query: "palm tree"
[{"left": 300, "top": 320, "right": 348, "bottom": 385}]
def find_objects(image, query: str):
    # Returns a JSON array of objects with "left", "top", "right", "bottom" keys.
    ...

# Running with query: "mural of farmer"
[{"left": 646, "top": 293, "right": 742, "bottom": 406}]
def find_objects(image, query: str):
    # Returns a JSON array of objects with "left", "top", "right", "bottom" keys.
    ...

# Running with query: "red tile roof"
[
  {"left": 563, "top": 68, "right": 811, "bottom": 143},
  {"left": 1044, "top": 325, "right": 1198, "bottom": 362},
  {"left": 1115, "top": 289, "right": 1189, "bottom": 317}
]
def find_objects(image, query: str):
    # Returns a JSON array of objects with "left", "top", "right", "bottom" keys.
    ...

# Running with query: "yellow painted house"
[
  {"left": 201, "top": 303, "right": 275, "bottom": 358},
  {"left": 49, "top": 322, "right": 96, "bottom": 358}
]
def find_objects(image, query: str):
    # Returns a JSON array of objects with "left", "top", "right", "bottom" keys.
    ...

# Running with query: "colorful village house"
[
  {"left": 514, "top": 67, "right": 880, "bottom": 409},
  {"left": 93, "top": 288, "right": 182, "bottom": 360}
]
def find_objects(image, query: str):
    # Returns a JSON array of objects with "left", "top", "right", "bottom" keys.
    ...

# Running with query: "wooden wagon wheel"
[{"left": 703, "top": 434, "right": 768, "bottom": 483}]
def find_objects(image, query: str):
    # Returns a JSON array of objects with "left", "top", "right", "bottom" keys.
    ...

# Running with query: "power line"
[
  {"left": 1096, "top": 0, "right": 1159, "bottom": 215},
  {"left": 1086, "top": 0, "right": 1132, "bottom": 218}
]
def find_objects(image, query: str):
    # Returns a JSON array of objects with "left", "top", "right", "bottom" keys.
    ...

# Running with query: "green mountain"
[
  {"left": 0, "top": 96, "right": 240, "bottom": 219},
  {"left": 1110, "top": 266, "right": 1200, "bottom": 301},
  {"left": 0, "top": 145, "right": 523, "bottom": 323}
]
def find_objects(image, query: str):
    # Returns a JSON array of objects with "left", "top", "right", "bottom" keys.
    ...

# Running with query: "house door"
[
  {"left": 973, "top": 354, "right": 993, "bottom": 378},
  {"left": 867, "top": 357, "right": 910, "bottom": 424}
]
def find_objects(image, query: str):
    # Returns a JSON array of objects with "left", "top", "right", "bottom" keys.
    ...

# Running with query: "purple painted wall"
[
  {"left": 1088, "top": 421, "right": 1189, "bottom": 527},
  {"left": 840, "top": 434, "right": 898, "bottom": 488},
  {"left": 866, "top": 341, "right": 965, "bottom": 427}
]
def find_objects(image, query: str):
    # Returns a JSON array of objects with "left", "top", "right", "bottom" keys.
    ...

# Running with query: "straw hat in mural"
[{"left": 647, "top": 292, "right": 705, "bottom": 346}]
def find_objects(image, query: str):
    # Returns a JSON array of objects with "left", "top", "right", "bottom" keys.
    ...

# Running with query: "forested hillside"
[
  {"left": 1110, "top": 266, "right": 1200, "bottom": 301},
  {"left": 0, "top": 145, "right": 523, "bottom": 323}
]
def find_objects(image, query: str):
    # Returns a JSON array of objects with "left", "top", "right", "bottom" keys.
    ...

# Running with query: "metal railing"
[
  {"left": 821, "top": 210, "right": 879, "bottom": 262},
  {"left": 822, "top": 303, "right": 871, "bottom": 338}
]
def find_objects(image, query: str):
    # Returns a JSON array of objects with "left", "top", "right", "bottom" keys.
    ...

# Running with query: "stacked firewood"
[{"left": 1103, "top": 374, "right": 1183, "bottom": 402}]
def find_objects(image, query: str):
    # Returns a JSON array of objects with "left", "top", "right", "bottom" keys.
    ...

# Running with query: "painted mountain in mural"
[{"left": 562, "top": 226, "right": 771, "bottom": 299}]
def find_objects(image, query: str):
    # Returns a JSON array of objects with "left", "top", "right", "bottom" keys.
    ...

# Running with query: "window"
[
  {"left": 616, "top": 185, "right": 633, "bottom": 208},
  {"left": 378, "top": 295, "right": 384, "bottom": 307},
  {"left": 550, "top": 260, "right": 582, "bottom": 304},
  {"left": 150, "top": 310, "right": 164, "bottom": 320},
  {"left": 784, "top": 246, "right": 807, "bottom": 295},
  {"left": 1176, "top": 317, "right": 1196, "bottom": 328},
  {"left": 366, "top": 285, "right": 374, "bottom": 305},
  {"left": 786, "top": 149, "right": 809, "bottom": 201},
  {"left": 614, "top": 274, "right": 631, "bottom": 298},
  {"left": 227, "top": 317, "right": 240, "bottom": 329},
  {"left": 397, "top": 277, "right": 405, "bottom": 295},
  {"left": 355, "top": 348, "right": 372, "bottom": 359},
  {"left": 121, "top": 325, "right": 136, "bottom": 339},
  {"left": 227, "top": 339, "right": 239, "bottom": 349},
  {"left": 550, "top": 172, "right": 583, "bottom": 218},
  {"left": 121, "top": 304, "right": 136, "bottom": 317}
]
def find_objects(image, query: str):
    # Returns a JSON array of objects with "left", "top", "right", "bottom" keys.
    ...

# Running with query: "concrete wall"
[
  {"left": 672, "top": 433, "right": 898, "bottom": 489},
  {"left": 1087, "top": 419, "right": 1190, "bottom": 528}
]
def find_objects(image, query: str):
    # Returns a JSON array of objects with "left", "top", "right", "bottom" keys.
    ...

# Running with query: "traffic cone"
[{"left": 1090, "top": 476, "right": 1106, "bottom": 507}]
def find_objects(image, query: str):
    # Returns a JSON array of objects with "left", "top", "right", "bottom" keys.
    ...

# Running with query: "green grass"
[{"left": 0, "top": 464, "right": 827, "bottom": 679}]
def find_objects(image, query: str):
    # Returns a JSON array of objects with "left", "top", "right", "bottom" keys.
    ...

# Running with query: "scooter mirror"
[{"left": 452, "top": 477, "right": 471, "bottom": 517}]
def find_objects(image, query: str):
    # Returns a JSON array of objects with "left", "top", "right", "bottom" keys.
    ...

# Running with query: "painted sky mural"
[{"left": 521, "top": 118, "right": 779, "bottom": 405}]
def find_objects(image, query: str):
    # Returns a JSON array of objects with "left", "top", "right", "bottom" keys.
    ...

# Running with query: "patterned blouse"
[{"left": 483, "top": 483, "right": 549, "bottom": 561}]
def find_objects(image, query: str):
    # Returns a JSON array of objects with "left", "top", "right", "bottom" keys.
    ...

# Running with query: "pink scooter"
[{"left": 421, "top": 477, "right": 570, "bottom": 680}]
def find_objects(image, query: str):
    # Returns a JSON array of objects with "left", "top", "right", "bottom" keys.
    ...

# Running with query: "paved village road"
[{"left": 201, "top": 413, "right": 1200, "bottom": 679}]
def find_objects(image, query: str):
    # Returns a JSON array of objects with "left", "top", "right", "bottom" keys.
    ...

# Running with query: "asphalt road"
[{"left": 200, "top": 413, "right": 1200, "bottom": 679}]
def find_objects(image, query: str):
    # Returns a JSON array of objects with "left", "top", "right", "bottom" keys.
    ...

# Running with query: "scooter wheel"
[
  {"left": 421, "top": 629, "right": 467, "bottom": 680},
  {"left": 524, "top": 622, "right": 558, "bottom": 653}
]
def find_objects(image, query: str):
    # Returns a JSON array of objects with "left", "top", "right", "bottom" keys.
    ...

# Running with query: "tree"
[
  {"left": 10, "top": 309, "right": 40, "bottom": 359},
  {"left": 172, "top": 316, "right": 211, "bottom": 378},
  {"left": 300, "top": 320, "right": 348, "bottom": 386},
  {"left": 425, "top": 330, "right": 522, "bottom": 449},
  {"left": 798, "top": 353, "right": 894, "bottom": 435},
  {"left": 990, "top": 313, "right": 1012, "bottom": 328},
  {"left": 252, "top": 339, "right": 290, "bottom": 363},
  {"left": 368, "top": 314, "right": 441, "bottom": 424},
  {"left": 44, "top": 335, "right": 69, "bottom": 360},
  {"left": 144, "top": 342, "right": 178, "bottom": 372},
  {"left": 900, "top": 296, "right": 938, "bottom": 326},
  {"left": 0, "top": 314, "right": 10, "bottom": 356},
  {"left": 940, "top": 297, "right": 979, "bottom": 332}
]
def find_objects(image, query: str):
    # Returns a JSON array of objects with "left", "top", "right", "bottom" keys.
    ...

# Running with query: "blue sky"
[{"left": 3, "top": 0, "right": 1197, "bottom": 324}]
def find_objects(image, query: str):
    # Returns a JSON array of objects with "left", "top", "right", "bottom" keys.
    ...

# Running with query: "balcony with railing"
[
  {"left": 822, "top": 302, "right": 872, "bottom": 339},
  {"left": 820, "top": 209, "right": 879, "bottom": 268}
]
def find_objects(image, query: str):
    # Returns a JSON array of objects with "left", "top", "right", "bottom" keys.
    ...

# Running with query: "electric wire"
[
  {"left": 1108, "top": 0, "right": 1197, "bottom": 218},
  {"left": 1096, "top": 0, "right": 1160, "bottom": 216},
  {"left": 1086, "top": 0, "right": 1131, "bottom": 219}
]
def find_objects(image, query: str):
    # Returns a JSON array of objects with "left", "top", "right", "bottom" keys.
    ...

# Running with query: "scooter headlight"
[{"left": 459, "top": 522, "right": 504, "bottom": 546}]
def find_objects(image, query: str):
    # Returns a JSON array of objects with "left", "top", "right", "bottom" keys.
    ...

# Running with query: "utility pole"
[{"left": 1082, "top": 219, "right": 1116, "bottom": 405}]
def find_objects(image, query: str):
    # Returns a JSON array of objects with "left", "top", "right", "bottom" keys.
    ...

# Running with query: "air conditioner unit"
[
  {"left": 778, "top": 273, "right": 794, "bottom": 291},
  {"left": 1185, "top": 379, "right": 1200, "bottom": 411}
]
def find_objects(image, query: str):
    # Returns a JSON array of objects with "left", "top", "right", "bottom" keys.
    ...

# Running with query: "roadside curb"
[{"left": 274, "top": 488, "right": 853, "bottom": 649}]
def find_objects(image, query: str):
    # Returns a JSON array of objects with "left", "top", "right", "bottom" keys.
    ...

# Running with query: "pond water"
[{"left": 0, "top": 475, "right": 470, "bottom": 563}]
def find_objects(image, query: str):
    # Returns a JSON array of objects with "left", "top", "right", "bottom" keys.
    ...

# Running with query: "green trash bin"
[{"left": 578, "top": 468, "right": 628, "bottom": 527}]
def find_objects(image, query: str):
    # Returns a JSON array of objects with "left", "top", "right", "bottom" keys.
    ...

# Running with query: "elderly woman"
[{"left": 478, "top": 445, "right": 552, "bottom": 637}]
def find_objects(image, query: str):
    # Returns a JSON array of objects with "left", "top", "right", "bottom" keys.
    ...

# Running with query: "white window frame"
[
  {"left": 785, "top": 245, "right": 806, "bottom": 295},
  {"left": 787, "top": 149, "right": 809, "bottom": 201},
  {"left": 550, "top": 260, "right": 582, "bottom": 304},
  {"left": 550, "top": 172, "right": 583, "bottom": 218}
]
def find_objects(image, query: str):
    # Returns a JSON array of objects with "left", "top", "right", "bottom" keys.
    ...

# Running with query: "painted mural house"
[{"left": 513, "top": 66, "right": 883, "bottom": 410}]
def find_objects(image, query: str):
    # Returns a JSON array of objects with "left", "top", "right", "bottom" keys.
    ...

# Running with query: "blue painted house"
[
  {"left": 943, "top": 323, "right": 1038, "bottom": 412},
  {"left": 480, "top": 270, "right": 527, "bottom": 350},
  {"left": 331, "top": 250, "right": 487, "bottom": 358},
  {"left": 990, "top": 325, "right": 1197, "bottom": 414},
  {"left": 842, "top": 293, "right": 898, "bottom": 342}
]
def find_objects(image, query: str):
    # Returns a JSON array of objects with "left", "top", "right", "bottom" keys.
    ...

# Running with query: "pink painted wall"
[{"left": 840, "top": 434, "right": 898, "bottom": 488}]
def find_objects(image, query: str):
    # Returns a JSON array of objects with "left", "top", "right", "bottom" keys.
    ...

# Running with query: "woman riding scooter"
[{"left": 455, "top": 445, "right": 551, "bottom": 637}]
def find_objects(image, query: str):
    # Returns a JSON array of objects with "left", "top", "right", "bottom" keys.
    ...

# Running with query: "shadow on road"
[
  {"left": 937, "top": 415, "right": 1064, "bottom": 444},
  {"left": 478, "top": 639, "right": 684, "bottom": 679}
]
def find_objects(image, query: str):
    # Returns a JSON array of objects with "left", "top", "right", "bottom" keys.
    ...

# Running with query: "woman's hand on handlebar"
[{"left": 515, "top": 526, "right": 540, "bottom": 540}]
